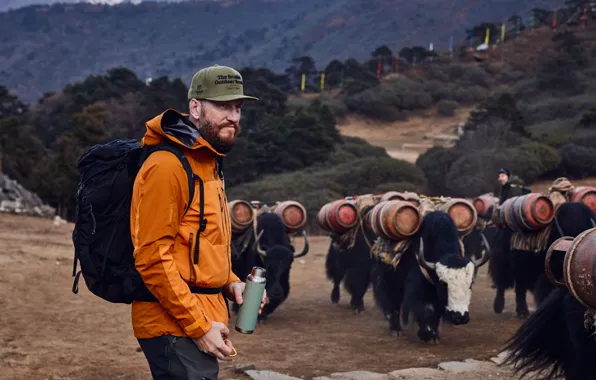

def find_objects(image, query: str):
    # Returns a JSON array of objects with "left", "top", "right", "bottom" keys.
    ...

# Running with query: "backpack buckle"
[{"left": 199, "top": 219, "right": 207, "bottom": 232}]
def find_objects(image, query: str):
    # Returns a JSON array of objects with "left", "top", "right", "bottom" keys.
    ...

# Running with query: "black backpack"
[{"left": 71, "top": 139, "right": 210, "bottom": 304}]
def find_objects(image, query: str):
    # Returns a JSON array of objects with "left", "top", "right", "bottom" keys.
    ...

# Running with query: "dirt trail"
[
  {"left": 337, "top": 107, "right": 472, "bottom": 163},
  {"left": 0, "top": 213, "right": 533, "bottom": 380}
]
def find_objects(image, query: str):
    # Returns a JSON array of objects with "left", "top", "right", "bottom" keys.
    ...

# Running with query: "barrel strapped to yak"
[
  {"left": 331, "top": 193, "right": 382, "bottom": 252},
  {"left": 370, "top": 196, "right": 466, "bottom": 270},
  {"left": 371, "top": 235, "right": 466, "bottom": 270},
  {"left": 509, "top": 177, "right": 574, "bottom": 252}
]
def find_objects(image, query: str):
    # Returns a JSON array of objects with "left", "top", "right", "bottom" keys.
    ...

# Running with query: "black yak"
[
  {"left": 231, "top": 211, "right": 309, "bottom": 321},
  {"left": 371, "top": 211, "right": 490, "bottom": 343},
  {"left": 502, "top": 203, "right": 596, "bottom": 380},
  {"left": 489, "top": 202, "right": 592, "bottom": 318},
  {"left": 324, "top": 206, "right": 376, "bottom": 312}
]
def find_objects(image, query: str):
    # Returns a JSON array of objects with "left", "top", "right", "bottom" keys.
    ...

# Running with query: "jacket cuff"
[
  {"left": 227, "top": 272, "right": 242, "bottom": 285},
  {"left": 182, "top": 311, "right": 213, "bottom": 338}
]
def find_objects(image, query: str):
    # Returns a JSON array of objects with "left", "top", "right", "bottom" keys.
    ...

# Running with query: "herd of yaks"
[{"left": 227, "top": 183, "right": 596, "bottom": 379}]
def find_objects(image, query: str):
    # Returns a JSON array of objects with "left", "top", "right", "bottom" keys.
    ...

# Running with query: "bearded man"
[{"left": 130, "top": 65, "right": 265, "bottom": 380}]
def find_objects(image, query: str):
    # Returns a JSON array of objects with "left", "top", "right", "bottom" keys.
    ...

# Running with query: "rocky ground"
[
  {"left": 241, "top": 353, "right": 518, "bottom": 380},
  {"left": 0, "top": 213, "right": 536, "bottom": 380}
]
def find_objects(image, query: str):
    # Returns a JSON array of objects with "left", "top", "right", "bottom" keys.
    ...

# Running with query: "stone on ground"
[
  {"left": 388, "top": 367, "right": 444, "bottom": 379},
  {"left": 490, "top": 351, "right": 510, "bottom": 365},
  {"left": 245, "top": 370, "right": 302, "bottom": 380},
  {"left": 327, "top": 370, "right": 390, "bottom": 380},
  {"left": 438, "top": 361, "right": 481, "bottom": 373}
]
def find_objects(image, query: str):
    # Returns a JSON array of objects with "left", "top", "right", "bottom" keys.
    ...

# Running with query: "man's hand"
[
  {"left": 224, "top": 281, "right": 267, "bottom": 314},
  {"left": 193, "top": 321, "right": 234, "bottom": 360}
]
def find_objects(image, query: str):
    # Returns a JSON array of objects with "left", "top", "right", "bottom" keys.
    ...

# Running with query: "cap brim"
[{"left": 204, "top": 94, "right": 259, "bottom": 101}]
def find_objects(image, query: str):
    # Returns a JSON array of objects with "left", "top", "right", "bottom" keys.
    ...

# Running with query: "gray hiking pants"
[{"left": 137, "top": 335, "right": 219, "bottom": 380}]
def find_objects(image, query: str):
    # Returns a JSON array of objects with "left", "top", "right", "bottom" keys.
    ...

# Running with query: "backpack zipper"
[{"left": 89, "top": 204, "right": 96, "bottom": 235}]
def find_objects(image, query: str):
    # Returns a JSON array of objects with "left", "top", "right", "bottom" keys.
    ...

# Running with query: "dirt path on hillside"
[
  {"left": 0, "top": 214, "right": 530, "bottom": 380},
  {"left": 337, "top": 107, "right": 472, "bottom": 163}
]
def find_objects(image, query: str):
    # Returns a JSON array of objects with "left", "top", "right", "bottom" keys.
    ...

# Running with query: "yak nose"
[
  {"left": 451, "top": 311, "right": 470, "bottom": 325},
  {"left": 269, "top": 283, "right": 284, "bottom": 300}
]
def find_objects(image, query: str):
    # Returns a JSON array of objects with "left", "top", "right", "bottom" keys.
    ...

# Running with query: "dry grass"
[{"left": 337, "top": 106, "right": 473, "bottom": 162}]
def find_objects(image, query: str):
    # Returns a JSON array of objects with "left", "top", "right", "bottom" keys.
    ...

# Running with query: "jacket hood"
[{"left": 141, "top": 109, "right": 225, "bottom": 156}]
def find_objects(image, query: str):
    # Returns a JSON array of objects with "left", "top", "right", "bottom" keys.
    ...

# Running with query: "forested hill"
[{"left": 1, "top": 0, "right": 560, "bottom": 103}]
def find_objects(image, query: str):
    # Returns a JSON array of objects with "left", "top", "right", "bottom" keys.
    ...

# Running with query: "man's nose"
[{"left": 226, "top": 109, "right": 241, "bottom": 124}]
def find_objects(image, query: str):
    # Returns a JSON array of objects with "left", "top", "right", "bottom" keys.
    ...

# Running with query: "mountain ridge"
[
  {"left": 0, "top": 0, "right": 182, "bottom": 12},
  {"left": 0, "top": 0, "right": 561, "bottom": 103}
]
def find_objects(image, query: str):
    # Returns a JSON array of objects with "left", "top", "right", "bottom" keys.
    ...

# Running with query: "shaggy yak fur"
[{"left": 502, "top": 203, "right": 596, "bottom": 380}]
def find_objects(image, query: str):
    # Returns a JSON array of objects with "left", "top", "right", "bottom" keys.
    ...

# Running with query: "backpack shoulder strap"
[
  {"left": 144, "top": 143, "right": 207, "bottom": 266},
  {"left": 144, "top": 143, "right": 195, "bottom": 215}
]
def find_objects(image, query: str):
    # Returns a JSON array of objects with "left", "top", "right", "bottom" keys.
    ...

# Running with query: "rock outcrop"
[{"left": 0, "top": 172, "right": 55, "bottom": 218}]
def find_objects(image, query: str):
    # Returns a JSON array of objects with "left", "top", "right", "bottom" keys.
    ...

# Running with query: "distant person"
[
  {"left": 130, "top": 64, "right": 265, "bottom": 380},
  {"left": 497, "top": 167, "right": 530, "bottom": 205}
]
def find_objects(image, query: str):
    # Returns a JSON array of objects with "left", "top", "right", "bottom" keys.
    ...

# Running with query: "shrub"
[
  {"left": 521, "top": 95, "right": 596, "bottom": 125},
  {"left": 514, "top": 142, "right": 561, "bottom": 175},
  {"left": 344, "top": 91, "right": 406, "bottom": 121},
  {"left": 443, "top": 144, "right": 558, "bottom": 197},
  {"left": 454, "top": 85, "right": 487, "bottom": 103},
  {"left": 526, "top": 119, "right": 573, "bottom": 147},
  {"left": 460, "top": 66, "right": 491, "bottom": 88},
  {"left": 416, "top": 146, "right": 462, "bottom": 195},
  {"left": 445, "top": 150, "right": 508, "bottom": 197},
  {"left": 374, "top": 181, "right": 421, "bottom": 193},
  {"left": 500, "top": 69, "right": 526, "bottom": 83},
  {"left": 437, "top": 100, "right": 458, "bottom": 117},
  {"left": 226, "top": 156, "right": 427, "bottom": 231},
  {"left": 319, "top": 95, "right": 348, "bottom": 121},
  {"left": 557, "top": 143, "right": 596, "bottom": 178},
  {"left": 325, "top": 136, "right": 389, "bottom": 165}
]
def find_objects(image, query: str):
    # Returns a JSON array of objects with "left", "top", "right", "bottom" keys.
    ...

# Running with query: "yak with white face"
[
  {"left": 372, "top": 211, "right": 489, "bottom": 343},
  {"left": 435, "top": 260, "right": 476, "bottom": 319}
]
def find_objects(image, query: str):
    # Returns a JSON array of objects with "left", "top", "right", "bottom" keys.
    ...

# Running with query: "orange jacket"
[{"left": 130, "top": 109, "right": 240, "bottom": 339}]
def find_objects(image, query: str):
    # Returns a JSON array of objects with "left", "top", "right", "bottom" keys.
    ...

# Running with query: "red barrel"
[
  {"left": 473, "top": 194, "right": 499, "bottom": 218},
  {"left": 316, "top": 199, "right": 359, "bottom": 233},
  {"left": 570, "top": 186, "right": 596, "bottom": 214},
  {"left": 501, "top": 193, "right": 555, "bottom": 233},
  {"left": 274, "top": 200, "right": 307, "bottom": 233},
  {"left": 545, "top": 228, "right": 596, "bottom": 309},
  {"left": 229, "top": 200, "right": 255, "bottom": 233},
  {"left": 438, "top": 198, "right": 478, "bottom": 236},
  {"left": 369, "top": 200, "right": 422, "bottom": 241}
]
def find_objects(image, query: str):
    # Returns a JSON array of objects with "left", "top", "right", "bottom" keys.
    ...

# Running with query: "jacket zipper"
[
  {"left": 188, "top": 232, "right": 197, "bottom": 284},
  {"left": 219, "top": 185, "right": 233, "bottom": 285}
]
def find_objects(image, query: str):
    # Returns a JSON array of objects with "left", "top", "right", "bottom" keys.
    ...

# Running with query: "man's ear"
[{"left": 189, "top": 99, "right": 202, "bottom": 120}]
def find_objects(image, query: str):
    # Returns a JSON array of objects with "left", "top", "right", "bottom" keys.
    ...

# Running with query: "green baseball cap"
[{"left": 187, "top": 64, "right": 259, "bottom": 102}]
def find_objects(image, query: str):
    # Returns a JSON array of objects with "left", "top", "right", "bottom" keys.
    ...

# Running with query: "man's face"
[
  {"left": 192, "top": 99, "right": 243, "bottom": 153},
  {"left": 498, "top": 173, "right": 509, "bottom": 185}
]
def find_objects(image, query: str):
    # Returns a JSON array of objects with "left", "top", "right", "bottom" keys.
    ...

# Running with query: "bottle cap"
[
  {"left": 251, "top": 266, "right": 266, "bottom": 278},
  {"left": 248, "top": 266, "right": 267, "bottom": 283}
]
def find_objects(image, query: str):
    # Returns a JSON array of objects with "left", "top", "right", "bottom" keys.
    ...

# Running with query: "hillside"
[
  {"left": 0, "top": 0, "right": 561, "bottom": 103},
  {"left": 0, "top": 0, "right": 161, "bottom": 12}
]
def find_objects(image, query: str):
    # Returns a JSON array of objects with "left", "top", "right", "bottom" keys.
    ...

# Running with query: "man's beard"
[{"left": 197, "top": 118, "right": 238, "bottom": 154}]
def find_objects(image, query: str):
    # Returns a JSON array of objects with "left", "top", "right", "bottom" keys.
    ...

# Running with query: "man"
[
  {"left": 130, "top": 65, "right": 265, "bottom": 380},
  {"left": 497, "top": 167, "right": 530, "bottom": 205}
]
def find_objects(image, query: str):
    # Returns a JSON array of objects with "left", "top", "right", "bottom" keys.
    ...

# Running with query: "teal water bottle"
[{"left": 235, "top": 266, "right": 267, "bottom": 334}]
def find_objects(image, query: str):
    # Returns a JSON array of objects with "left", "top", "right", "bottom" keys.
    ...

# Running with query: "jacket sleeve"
[
  {"left": 131, "top": 152, "right": 212, "bottom": 338},
  {"left": 226, "top": 269, "right": 241, "bottom": 285}
]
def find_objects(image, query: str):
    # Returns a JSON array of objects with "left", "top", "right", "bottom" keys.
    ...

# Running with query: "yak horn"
[
  {"left": 474, "top": 232, "right": 491, "bottom": 268},
  {"left": 591, "top": 219, "right": 595, "bottom": 228},
  {"left": 415, "top": 238, "right": 436, "bottom": 271},
  {"left": 253, "top": 230, "right": 267, "bottom": 258},
  {"left": 293, "top": 230, "right": 310, "bottom": 258}
]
